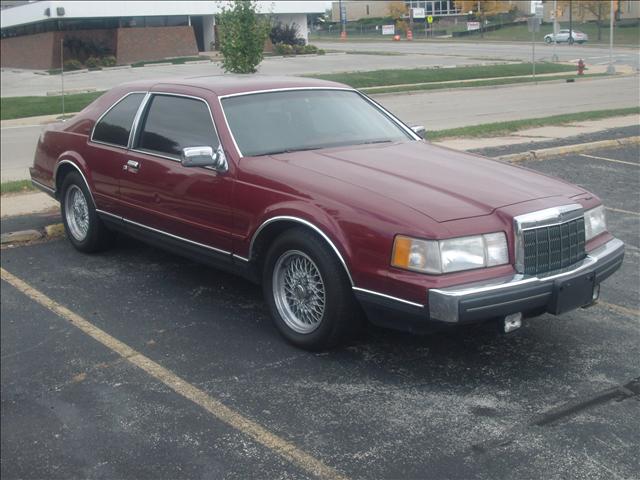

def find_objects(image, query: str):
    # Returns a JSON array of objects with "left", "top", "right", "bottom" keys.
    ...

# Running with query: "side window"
[
  {"left": 136, "top": 95, "right": 219, "bottom": 159},
  {"left": 92, "top": 93, "right": 144, "bottom": 147}
]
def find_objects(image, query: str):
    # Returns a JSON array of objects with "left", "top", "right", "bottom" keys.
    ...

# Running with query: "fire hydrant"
[{"left": 577, "top": 59, "right": 585, "bottom": 75}]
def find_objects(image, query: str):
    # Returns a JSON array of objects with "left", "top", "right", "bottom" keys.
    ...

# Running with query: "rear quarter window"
[{"left": 92, "top": 93, "right": 145, "bottom": 147}]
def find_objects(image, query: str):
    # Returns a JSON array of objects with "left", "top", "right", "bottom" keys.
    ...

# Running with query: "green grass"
[
  {"left": 131, "top": 56, "right": 205, "bottom": 67},
  {"left": 305, "top": 63, "right": 577, "bottom": 88},
  {"left": 427, "top": 107, "right": 640, "bottom": 140},
  {"left": 1, "top": 179, "right": 36, "bottom": 195},
  {"left": 0, "top": 91, "right": 104, "bottom": 120},
  {"left": 363, "top": 73, "right": 605, "bottom": 94}
]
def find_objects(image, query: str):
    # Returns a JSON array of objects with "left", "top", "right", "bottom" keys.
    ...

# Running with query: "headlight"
[
  {"left": 584, "top": 205, "right": 606, "bottom": 241},
  {"left": 392, "top": 232, "right": 509, "bottom": 274}
]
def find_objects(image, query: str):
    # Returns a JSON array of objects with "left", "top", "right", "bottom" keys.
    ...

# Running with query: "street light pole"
[
  {"left": 339, "top": 0, "right": 346, "bottom": 40},
  {"left": 552, "top": 0, "right": 558, "bottom": 62},
  {"left": 606, "top": 0, "right": 616, "bottom": 74}
]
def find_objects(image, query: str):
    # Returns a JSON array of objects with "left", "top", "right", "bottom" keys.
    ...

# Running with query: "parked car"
[
  {"left": 544, "top": 29, "right": 588, "bottom": 44},
  {"left": 30, "top": 76, "right": 624, "bottom": 350}
]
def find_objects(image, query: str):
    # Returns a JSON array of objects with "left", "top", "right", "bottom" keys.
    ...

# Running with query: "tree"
[
  {"left": 217, "top": 0, "right": 270, "bottom": 74},
  {"left": 454, "top": 1, "right": 514, "bottom": 37},
  {"left": 557, "top": 0, "right": 618, "bottom": 41},
  {"left": 388, "top": 1, "right": 408, "bottom": 34}
]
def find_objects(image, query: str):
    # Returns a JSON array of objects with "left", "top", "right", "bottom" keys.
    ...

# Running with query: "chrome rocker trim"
[{"left": 429, "top": 238, "right": 625, "bottom": 323}]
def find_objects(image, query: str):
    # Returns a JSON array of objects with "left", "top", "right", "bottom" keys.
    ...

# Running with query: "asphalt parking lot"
[{"left": 2, "top": 144, "right": 639, "bottom": 479}]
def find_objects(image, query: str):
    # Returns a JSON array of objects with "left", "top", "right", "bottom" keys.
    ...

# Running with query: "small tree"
[
  {"left": 217, "top": 0, "right": 270, "bottom": 74},
  {"left": 388, "top": 1, "right": 408, "bottom": 34}
]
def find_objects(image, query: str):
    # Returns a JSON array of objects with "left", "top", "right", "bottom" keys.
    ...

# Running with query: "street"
[
  {"left": 2, "top": 74, "right": 639, "bottom": 182},
  {"left": 2, "top": 142, "right": 639, "bottom": 479},
  {"left": 1, "top": 40, "right": 638, "bottom": 98}
]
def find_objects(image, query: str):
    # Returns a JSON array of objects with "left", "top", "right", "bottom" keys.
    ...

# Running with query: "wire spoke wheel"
[
  {"left": 64, "top": 184, "right": 90, "bottom": 241},
  {"left": 273, "top": 250, "right": 326, "bottom": 334}
]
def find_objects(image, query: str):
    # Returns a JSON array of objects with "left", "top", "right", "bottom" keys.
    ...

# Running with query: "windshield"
[{"left": 221, "top": 89, "right": 413, "bottom": 157}]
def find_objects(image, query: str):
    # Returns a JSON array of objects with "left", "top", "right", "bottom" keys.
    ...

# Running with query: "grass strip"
[
  {"left": 131, "top": 56, "right": 205, "bottom": 67},
  {"left": 1, "top": 179, "right": 36, "bottom": 195},
  {"left": 1, "top": 91, "right": 104, "bottom": 120},
  {"left": 306, "top": 63, "right": 576, "bottom": 88},
  {"left": 364, "top": 73, "right": 605, "bottom": 94},
  {"left": 427, "top": 107, "right": 640, "bottom": 140}
]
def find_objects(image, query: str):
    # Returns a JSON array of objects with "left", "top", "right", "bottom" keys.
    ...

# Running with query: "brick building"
[{"left": 0, "top": 0, "right": 325, "bottom": 70}]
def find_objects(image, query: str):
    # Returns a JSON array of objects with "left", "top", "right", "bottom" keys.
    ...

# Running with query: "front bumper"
[{"left": 429, "top": 238, "right": 624, "bottom": 323}]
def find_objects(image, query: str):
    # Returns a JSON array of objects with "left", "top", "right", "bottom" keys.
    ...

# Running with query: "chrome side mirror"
[
  {"left": 411, "top": 125, "right": 426, "bottom": 139},
  {"left": 181, "top": 145, "right": 227, "bottom": 172}
]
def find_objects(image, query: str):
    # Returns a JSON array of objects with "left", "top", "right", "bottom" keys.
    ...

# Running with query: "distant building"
[
  {"left": 0, "top": 0, "right": 325, "bottom": 70},
  {"left": 542, "top": 0, "right": 640, "bottom": 23},
  {"left": 331, "top": 1, "right": 532, "bottom": 23}
]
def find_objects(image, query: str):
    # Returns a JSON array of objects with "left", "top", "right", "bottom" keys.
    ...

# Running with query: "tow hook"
[{"left": 503, "top": 312, "right": 523, "bottom": 333}]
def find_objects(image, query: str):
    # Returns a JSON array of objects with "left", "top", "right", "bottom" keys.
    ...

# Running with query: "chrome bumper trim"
[
  {"left": 31, "top": 179, "right": 56, "bottom": 197},
  {"left": 429, "top": 238, "right": 624, "bottom": 323}
]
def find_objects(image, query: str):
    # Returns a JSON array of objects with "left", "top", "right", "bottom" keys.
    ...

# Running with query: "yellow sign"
[{"left": 427, "top": 15, "right": 433, "bottom": 24}]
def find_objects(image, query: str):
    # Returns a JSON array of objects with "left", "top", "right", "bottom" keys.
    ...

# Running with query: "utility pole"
[
  {"left": 606, "top": 0, "right": 616, "bottom": 74},
  {"left": 60, "top": 38, "right": 65, "bottom": 119},
  {"left": 552, "top": 0, "right": 559, "bottom": 61},
  {"left": 568, "top": 0, "right": 573, "bottom": 44},
  {"left": 339, "top": 0, "right": 346, "bottom": 40}
]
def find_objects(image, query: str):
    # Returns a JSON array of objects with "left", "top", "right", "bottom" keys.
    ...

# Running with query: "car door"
[
  {"left": 118, "top": 92, "right": 234, "bottom": 255},
  {"left": 85, "top": 91, "right": 146, "bottom": 215}
]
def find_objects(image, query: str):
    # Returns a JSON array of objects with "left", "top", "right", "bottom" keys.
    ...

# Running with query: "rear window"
[{"left": 92, "top": 93, "right": 145, "bottom": 147}]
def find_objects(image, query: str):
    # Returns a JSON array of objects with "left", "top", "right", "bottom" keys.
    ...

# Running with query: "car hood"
[{"left": 278, "top": 141, "right": 585, "bottom": 223}]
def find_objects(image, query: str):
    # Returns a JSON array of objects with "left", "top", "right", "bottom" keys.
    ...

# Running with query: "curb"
[
  {"left": 0, "top": 223, "right": 64, "bottom": 246},
  {"left": 496, "top": 136, "right": 640, "bottom": 163}
]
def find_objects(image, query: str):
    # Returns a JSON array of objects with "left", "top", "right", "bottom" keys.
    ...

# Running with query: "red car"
[{"left": 30, "top": 76, "right": 624, "bottom": 350}]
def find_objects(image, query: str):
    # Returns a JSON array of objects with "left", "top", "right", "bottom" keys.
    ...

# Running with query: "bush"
[
  {"left": 63, "top": 59, "right": 83, "bottom": 71},
  {"left": 274, "top": 43, "right": 294, "bottom": 55},
  {"left": 303, "top": 44, "right": 319, "bottom": 54},
  {"left": 101, "top": 55, "right": 117, "bottom": 67},
  {"left": 218, "top": 0, "right": 270, "bottom": 74},
  {"left": 270, "top": 22, "right": 300, "bottom": 46},
  {"left": 85, "top": 56, "right": 101, "bottom": 69},
  {"left": 317, "top": 49, "right": 326, "bottom": 55},
  {"left": 294, "top": 44, "right": 305, "bottom": 54}
]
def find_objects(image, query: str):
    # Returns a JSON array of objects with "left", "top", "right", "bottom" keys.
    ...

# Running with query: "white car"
[{"left": 544, "top": 29, "right": 588, "bottom": 44}]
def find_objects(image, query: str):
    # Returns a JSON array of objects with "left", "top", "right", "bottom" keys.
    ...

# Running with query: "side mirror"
[
  {"left": 411, "top": 125, "right": 426, "bottom": 139},
  {"left": 181, "top": 146, "right": 227, "bottom": 171}
]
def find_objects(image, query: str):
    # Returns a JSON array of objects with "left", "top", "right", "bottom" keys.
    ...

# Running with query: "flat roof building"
[{"left": 0, "top": 0, "right": 325, "bottom": 69}]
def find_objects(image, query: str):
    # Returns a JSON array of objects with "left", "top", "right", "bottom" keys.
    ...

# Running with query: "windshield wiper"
[{"left": 260, "top": 146, "right": 323, "bottom": 156}]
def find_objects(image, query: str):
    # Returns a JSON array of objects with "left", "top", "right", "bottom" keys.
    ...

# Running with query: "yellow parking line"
[
  {"left": 597, "top": 301, "right": 640, "bottom": 319},
  {"left": 605, "top": 206, "right": 640, "bottom": 217},
  {"left": 580, "top": 153, "right": 639, "bottom": 167},
  {"left": 0, "top": 267, "right": 347, "bottom": 480}
]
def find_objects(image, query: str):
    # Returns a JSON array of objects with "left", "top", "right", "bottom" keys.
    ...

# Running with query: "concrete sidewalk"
[{"left": 434, "top": 114, "right": 640, "bottom": 150}]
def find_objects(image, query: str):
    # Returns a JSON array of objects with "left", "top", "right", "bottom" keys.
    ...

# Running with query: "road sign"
[
  {"left": 535, "top": 4, "right": 544, "bottom": 19},
  {"left": 427, "top": 15, "right": 433, "bottom": 24},
  {"left": 412, "top": 7, "right": 425, "bottom": 19},
  {"left": 382, "top": 24, "right": 395, "bottom": 35},
  {"left": 466, "top": 21, "right": 480, "bottom": 31}
]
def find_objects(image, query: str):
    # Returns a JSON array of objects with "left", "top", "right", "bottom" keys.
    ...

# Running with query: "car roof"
[{"left": 116, "top": 75, "right": 352, "bottom": 97}]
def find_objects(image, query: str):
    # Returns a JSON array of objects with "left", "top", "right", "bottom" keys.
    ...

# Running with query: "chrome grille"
[{"left": 522, "top": 218, "right": 585, "bottom": 275}]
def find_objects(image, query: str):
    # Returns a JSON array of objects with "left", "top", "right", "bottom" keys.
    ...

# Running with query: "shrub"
[
  {"left": 101, "top": 55, "right": 117, "bottom": 67},
  {"left": 317, "top": 49, "right": 326, "bottom": 55},
  {"left": 294, "top": 44, "right": 305, "bottom": 54},
  {"left": 85, "top": 56, "right": 101, "bottom": 69},
  {"left": 303, "top": 44, "right": 319, "bottom": 54},
  {"left": 270, "top": 22, "right": 300, "bottom": 46},
  {"left": 218, "top": 0, "right": 270, "bottom": 74},
  {"left": 274, "top": 43, "right": 294, "bottom": 55},
  {"left": 63, "top": 59, "right": 83, "bottom": 71}
]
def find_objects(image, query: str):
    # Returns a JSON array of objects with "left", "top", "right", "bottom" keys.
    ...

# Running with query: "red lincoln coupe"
[{"left": 30, "top": 76, "right": 624, "bottom": 350}]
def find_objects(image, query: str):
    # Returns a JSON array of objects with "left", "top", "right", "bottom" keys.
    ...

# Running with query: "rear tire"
[
  {"left": 61, "top": 171, "right": 114, "bottom": 253},
  {"left": 263, "top": 228, "right": 362, "bottom": 350}
]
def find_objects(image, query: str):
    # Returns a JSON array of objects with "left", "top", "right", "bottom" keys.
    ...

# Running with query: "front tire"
[
  {"left": 545, "top": 37, "right": 552, "bottom": 44},
  {"left": 61, "top": 171, "right": 114, "bottom": 253},
  {"left": 263, "top": 228, "right": 362, "bottom": 350}
]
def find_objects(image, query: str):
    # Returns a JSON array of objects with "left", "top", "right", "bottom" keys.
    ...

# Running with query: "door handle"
[{"left": 123, "top": 159, "right": 140, "bottom": 171}]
